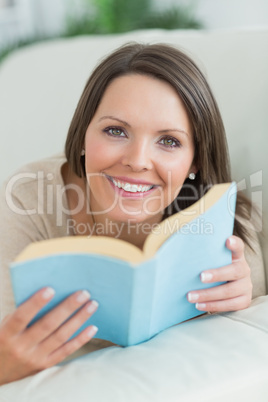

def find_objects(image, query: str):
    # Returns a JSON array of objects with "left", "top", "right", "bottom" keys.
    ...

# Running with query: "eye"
[
  {"left": 159, "top": 136, "right": 181, "bottom": 148},
  {"left": 104, "top": 127, "right": 126, "bottom": 137}
]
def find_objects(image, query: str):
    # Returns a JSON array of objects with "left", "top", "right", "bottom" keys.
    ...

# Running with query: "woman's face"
[{"left": 84, "top": 74, "right": 197, "bottom": 223}]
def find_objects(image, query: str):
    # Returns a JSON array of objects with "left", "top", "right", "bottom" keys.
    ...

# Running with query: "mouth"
[{"left": 106, "top": 175, "right": 158, "bottom": 197}]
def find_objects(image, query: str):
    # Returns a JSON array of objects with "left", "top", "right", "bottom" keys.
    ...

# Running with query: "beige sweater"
[{"left": 0, "top": 154, "right": 266, "bottom": 354}]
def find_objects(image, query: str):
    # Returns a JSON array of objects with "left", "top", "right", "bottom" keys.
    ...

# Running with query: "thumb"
[{"left": 226, "top": 235, "right": 245, "bottom": 262}]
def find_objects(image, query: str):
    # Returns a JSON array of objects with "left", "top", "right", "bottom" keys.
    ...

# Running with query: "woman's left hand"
[{"left": 187, "top": 235, "right": 253, "bottom": 313}]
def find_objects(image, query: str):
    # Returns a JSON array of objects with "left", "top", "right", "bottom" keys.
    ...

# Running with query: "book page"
[
  {"left": 14, "top": 236, "right": 144, "bottom": 264},
  {"left": 143, "top": 183, "right": 232, "bottom": 259}
]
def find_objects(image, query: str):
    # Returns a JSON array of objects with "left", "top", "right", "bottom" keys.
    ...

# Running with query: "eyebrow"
[
  {"left": 98, "top": 116, "right": 189, "bottom": 137},
  {"left": 98, "top": 116, "right": 131, "bottom": 128}
]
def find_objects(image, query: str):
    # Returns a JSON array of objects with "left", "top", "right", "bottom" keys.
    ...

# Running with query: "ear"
[{"left": 188, "top": 162, "right": 198, "bottom": 176}]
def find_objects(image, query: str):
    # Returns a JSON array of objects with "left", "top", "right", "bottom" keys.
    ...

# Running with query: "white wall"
[
  {"left": 154, "top": 0, "right": 268, "bottom": 29},
  {"left": 31, "top": 0, "right": 268, "bottom": 32},
  {"left": 0, "top": 0, "right": 34, "bottom": 49},
  {"left": 1, "top": 0, "right": 268, "bottom": 51},
  {"left": 196, "top": 0, "right": 268, "bottom": 29},
  {"left": 29, "top": 0, "right": 68, "bottom": 37}
]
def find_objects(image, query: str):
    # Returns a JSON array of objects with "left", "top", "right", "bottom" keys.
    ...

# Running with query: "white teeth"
[{"left": 111, "top": 178, "right": 153, "bottom": 193}]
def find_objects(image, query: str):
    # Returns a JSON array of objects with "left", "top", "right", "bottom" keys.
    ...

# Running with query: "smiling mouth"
[{"left": 106, "top": 175, "right": 156, "bottom": 193}]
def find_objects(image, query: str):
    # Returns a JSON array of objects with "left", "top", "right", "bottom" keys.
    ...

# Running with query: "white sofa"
[{"left": 0, "top": 29, "right": 268, "bottom": 401}]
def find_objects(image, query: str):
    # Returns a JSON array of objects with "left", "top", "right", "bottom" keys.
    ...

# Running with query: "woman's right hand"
[{"left": 0, "top": 287, "right": 98, "bottom": 385}]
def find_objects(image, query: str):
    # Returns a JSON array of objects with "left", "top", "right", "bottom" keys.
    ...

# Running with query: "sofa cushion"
[{"left": 0, "top": 296, "right": 268, "bottom": 402}]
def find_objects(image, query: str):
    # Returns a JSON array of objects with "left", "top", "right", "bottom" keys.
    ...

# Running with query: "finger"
[
  {"left": 195, "top": 295, "right": 252, "bottom": 313},
  {"left": 199, "top": 261, "right": 250, "bottom": 284},
  {"left": 226, "top": 235, "right": 245, "bottom": 262},
  {"left": 22, "top": 290, "right": 92, "bottom": 344},
  {"left": 39, "top": 300, "right": 98, "bottom": 354},
  {"left": 3, "top": 287, "right": 56, "bottom": 336},
  {"left": 46, "top": 325, "right": 98, "bottom": 368},
  {"left": 187, "top": 278, "right": 251, "bottom": 304}
]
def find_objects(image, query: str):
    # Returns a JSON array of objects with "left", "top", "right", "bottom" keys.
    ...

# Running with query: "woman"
[{"left": 0, "top": 43, "right": 265, "bottom": 385}]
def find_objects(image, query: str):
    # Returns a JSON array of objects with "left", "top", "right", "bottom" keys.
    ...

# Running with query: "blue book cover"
[{"left": 10, "top": 182, "right": 237, "bottom": 346}]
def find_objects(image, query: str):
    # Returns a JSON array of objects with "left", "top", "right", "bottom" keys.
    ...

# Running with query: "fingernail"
[
  {"left": 200, "top": 272, "right": 213, "bottom": 282},
  {"left": 87, "top": 300, "right": 99, "bottom": 314},
  {"left": 228, "top": 236, "right": 236, "bottom": 246},
  {"left": 196, "top": 303, "right": 207, "bottom": 310},
  {"left": 76, "top": 290, "right": 91, "bottom": 303},
  {"left": 187, "top": 292, "right": 199, "bottom": 302},
  {"left": 86, "top": 325, "right": 98, "bottom": 338},
  {"left": 42, "top": 287, "right": 55, "bottom": 299}
]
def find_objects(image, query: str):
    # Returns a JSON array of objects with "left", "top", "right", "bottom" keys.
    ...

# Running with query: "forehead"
[
  {"left": 103, "top": 73, "right": 177, "bottom": 97},
  {"left": 96, "top": 73, "right": 187, "bottom": 116}
]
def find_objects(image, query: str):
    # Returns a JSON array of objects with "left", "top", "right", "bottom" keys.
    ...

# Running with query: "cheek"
[
  {"left": 85, "top": 137, "right": 113, "bottom": 172},
  {"left": 159, "top": 156, "right": 192, "bottom": 187}
]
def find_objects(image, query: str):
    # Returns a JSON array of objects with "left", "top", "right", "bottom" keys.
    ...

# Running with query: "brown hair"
[{"left": 65, "top": 42, "right": 253, "bottom": 247}]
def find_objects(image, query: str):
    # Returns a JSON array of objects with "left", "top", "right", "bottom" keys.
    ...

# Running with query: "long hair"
[{"left": 65, "top": 42, "right": 253, "bottom": 247}]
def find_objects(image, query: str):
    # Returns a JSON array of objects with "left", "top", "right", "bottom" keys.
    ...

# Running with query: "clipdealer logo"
[{"left": 4, "top": 170, "right": 263, "bottom": 231}]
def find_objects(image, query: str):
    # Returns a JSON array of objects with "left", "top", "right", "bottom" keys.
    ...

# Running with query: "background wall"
[
  {"left": 154, "top": 0, "right": 268, "bottom": 29},
  {"left": 196, "top": 0, "right": 268, "bottom": 30},
  {"left": 1, "top": 0, "right": 268, "bottom": 52}
]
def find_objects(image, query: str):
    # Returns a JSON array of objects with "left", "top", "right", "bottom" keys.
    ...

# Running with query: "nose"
[{"left": 121, "top": 139, "right": 153, "bottom": 172}]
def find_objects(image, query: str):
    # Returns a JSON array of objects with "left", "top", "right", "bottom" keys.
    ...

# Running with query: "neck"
[{"left": 91, "top": 214, "right": 162, "bottom": 250}]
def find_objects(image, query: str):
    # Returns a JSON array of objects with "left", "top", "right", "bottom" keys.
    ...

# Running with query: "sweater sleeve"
[
  {"left": 0, "top": 156, "right": 69, "bottom": 321},
  {"left": 0, "top": 185, "right": 46, "bottom": 320}
]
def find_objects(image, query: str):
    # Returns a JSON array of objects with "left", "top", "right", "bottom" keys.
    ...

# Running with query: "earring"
[
  {"left": 81, "top": 149, "right": 85, "bottom": 156},
  {"left": 188, "top": 172, "right": 196, "bottom": 180}
]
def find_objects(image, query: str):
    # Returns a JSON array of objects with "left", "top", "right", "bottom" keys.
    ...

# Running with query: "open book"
[{"left": 10, "top": 182, "right": 237, "bottom": 346}]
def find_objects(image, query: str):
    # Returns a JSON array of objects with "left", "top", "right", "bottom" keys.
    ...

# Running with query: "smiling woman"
[{"left": 0, "top": 42, "right": 265, "bottom": 385}]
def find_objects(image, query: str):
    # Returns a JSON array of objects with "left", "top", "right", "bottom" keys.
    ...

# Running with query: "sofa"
[{"left": 0, "top": 28, "right": 267, "bottom": 401}]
